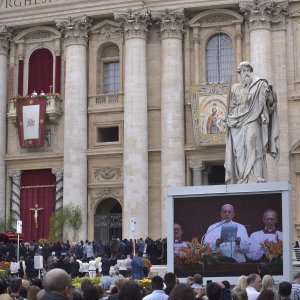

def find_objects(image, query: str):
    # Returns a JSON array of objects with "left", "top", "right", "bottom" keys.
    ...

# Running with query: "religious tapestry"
[
  {"left": 190, "top": 83, "right": 230, "bottom": 146},
  {"left": 16, "top": 97, "right": 47, "bottom": 148},
  {"left": 20, "top": 169, "right": 55, "bottom": 241}
]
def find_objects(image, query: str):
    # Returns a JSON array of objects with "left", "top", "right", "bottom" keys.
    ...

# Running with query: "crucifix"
[{"left": 30, "top": 204, "right": 44, "bottom": 229}]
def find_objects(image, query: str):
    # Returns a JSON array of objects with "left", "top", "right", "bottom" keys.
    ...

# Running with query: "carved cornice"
[
  {"left": 94, "top": 167, "right": 121, "bottom": 181},
  {"left": 8, "top": 170, "right": 22, "bottom": 180},
  {"left": 189, "top": 160, "right": 207, "bottom": 171},
  {"left": 114, "top": 9, "right": 151, "bottom": 40},
  {"left": 0, "top": 26, "right": 12, "bottom": 56},
  {"left": 153, "top": 9, "right": 186, "bottom": 40},
  {"left": 239, "top": 0, "right": 288, "bottom": 30},
  {"left": 92, "top": 187, "right": 123, "bottom": 206},
  {"left": 56, "top": 15, "right": 93, "bottom": 47}
]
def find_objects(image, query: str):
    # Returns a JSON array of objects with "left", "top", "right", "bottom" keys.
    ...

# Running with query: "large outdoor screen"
[{"left": 167, "top": 182, "right": 291, "bottom": 284}]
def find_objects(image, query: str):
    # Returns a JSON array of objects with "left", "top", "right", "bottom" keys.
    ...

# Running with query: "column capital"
[
  {"left": 188, "top": 160, "right": 207, "bottom": 171},
  {"left": 239, "top": 0, "right": 288, "bottom": 30},
  {"left": 8, "top": 170, "right": 22, "bottom": 180},
  {"left": 0, "top": 26, "right": 12, "bottom": 56},
  {"left": 114, "top": 9, "right": 151, "bottom": 40},
  {"left": 52, "top": 167, "right": 64, "bottom": 177},
  {"left": 153, "top": 9, "right": 186, "bottom": 40},
  {"left": 56, "top": 15, "right": 93, "bottom": 47}
]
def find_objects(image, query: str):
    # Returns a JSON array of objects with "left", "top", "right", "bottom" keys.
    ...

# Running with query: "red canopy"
[{"left": 0, "top": 231, "right": 24, "bottom": 243}]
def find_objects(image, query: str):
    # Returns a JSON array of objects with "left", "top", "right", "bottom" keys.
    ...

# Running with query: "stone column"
[
  {"left": 0, "top": 27, "right": 11, "bottom": 218},
  {"left": 192, "top": 27, "right": 200, "bottom": 84},
  {"left": 52, "top": 168, "right": 64, "bottom": 210},
  {"left": 8, "top": 170, "right": 22, "bottom": 228},
  {"left": 155, "top": 9, "right": 186, "bottom": 237},
  {"left": 189, "top": 160, "right": 207, "bottom": 186},
  {"left": 56, "top": 16, "right": 92, "bottom": 240},
  {"left": 114, "top": 10, "right": 150, "bottom": 238},
  {"left": 239, "top": 0, "right": 288, "bottom": 181}
]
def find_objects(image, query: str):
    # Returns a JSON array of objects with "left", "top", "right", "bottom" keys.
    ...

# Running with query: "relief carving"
[
  {"left": 202, "top": 15, "right": 235, "bottom": 24},
  {"left": 0, "top": 26, "right": 12, "bottom": 56},
  {"left": 94, "top": 167, "right": 122, "bottom": 181}
]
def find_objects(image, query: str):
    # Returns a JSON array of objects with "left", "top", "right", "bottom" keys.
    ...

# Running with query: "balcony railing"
[
  {"left": 7, "top": 94, "right": 62, "bottom": 125},
  {"left": 88, "top": 93, "right": 124, "bottom": 111}
]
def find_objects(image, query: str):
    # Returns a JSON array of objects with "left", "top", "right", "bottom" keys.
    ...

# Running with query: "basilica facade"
[{"left": 0, "top": 0, "right": 298, "bottom": 243}]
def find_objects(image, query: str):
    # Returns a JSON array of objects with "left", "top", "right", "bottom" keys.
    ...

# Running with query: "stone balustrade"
[
  {"left": 7, "top": 94, "right": 62, "bottom": 125},
  {"left": 88, "top": 93, "right": 124, "bottom": 111}
]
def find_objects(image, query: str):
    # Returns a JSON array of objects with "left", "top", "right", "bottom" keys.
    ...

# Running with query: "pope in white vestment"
[{"left": 203, "top": 204, "right": 250, "bottom": 262}]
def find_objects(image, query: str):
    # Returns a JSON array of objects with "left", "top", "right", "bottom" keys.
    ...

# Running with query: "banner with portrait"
[{"left": 190, "top": 84, "right": 230, "bottom": 146}]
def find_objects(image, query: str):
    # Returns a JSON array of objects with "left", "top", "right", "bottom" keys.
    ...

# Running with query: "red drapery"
[
  {"left": 20, "top": 169, "right": 56, "bottom": 242},
  {"left": 28, "top": 48, "right": 53, "bottom": 95},
  {"left": 55, "top": 55, "right": 61, "bottom": 93},
  {"left": 18, "top": 60, "right": 23, "bottom": 96},
  {"left": 16, "top": 97, "right": 47, "bottom": 148}
]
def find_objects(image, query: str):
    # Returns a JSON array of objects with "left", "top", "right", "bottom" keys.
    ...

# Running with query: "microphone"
[{"left": 201, "top": 220, "right": 226, "bottom": 245}]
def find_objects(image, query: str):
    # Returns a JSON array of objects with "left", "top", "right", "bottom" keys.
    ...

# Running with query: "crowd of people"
[{"left": 0, "top": 266, "right": 298, "bottom": 299}]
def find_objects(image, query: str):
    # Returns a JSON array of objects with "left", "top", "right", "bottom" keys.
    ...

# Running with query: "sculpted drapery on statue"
[{"left": 225, "top": 62, "right": 279, "bottom": 184}]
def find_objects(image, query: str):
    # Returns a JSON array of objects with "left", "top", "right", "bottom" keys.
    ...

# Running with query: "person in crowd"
[
  {"left": 82, "top": 285, "right": 99, "bottom": 300},
  {"left": 168, "top": 284, "right": 195, "bottom": 300},
  {"left": 142, "top": 254, "right": 151, "bottom": 278},
  {"left": 231, "top": 287, "right": 248, "bottom": 300},
  {"left": 125, "top": 255, "right": 132, "bottom": 277},
  {"left": 41, "top": 268, "right": 73, "bottom": 300},
  {"left": 27, "top": 285, "right": 40, "bottom": 300},
  {"left": 279, "top": 281, "right": 292, "bottom": 300},
  {"left": 261, "top": 274, "right": 278, "bottom": 298},
  {"left": 118, "top": 280, "right": 142, "bottom": 300},
  {"left": 186, "top": 276, "right": 193, "bottom": 286},
  {"left": 291, "top": 272, "right": 300, "bottom": 300},
  {"left": 257, "top": 290, "right": 275, "bottom": 300},
  {"left": 206, "top": 282, "right": 231, "bottom": 300},
  {"left": 0, "top": 278, "right": 8, "bottom": 295},
  {"left": 173, "top": 223, "right": 188, "bottom": 254},
  {"left": 88, "top": 257, "right": 97, "bottom": 278},
  {"left": 69, "top": 256, "right": 80, "bottom": 278},
  {"left": 8, "top": 278, "right": 25, "bottom": 300},
  {"left": 203, "top": 204, "right": 250, "bottom": 262},
  {"left": 117, "top": 255, "right": 128, "bottom": 277},
  {"left": 232, "top": 275, "right": 248, "bottom": 293},
  {"left": 163, "top": 272, "right": 176, "bottom": 296},
  {"left": 191, "top": 274, "right": 204, "bottom": 290},
  {"left": 131, "top": 252, "right": 144, "bottom": 280},
  {"left": 248, "top": 209, "right": 282, "bottom": 261},
  {"left": 108, "top": 278, "right": 127, "bottom": 300},
  {"left": 142, "top": 276, "right": 168, "bottom": 300},
  {"left": 246, "top": 274, "right": 262, "bottom": 300}
]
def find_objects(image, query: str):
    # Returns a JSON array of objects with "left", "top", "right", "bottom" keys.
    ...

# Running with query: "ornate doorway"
[{"left": 94, "top": 198, "right": 122, "bottom": 243}]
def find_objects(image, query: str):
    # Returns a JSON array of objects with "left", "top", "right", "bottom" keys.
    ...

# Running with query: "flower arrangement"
[
  {"left": 0, "top": 262, "right": 10, "bottom": 279},
  {"left": 138, "top": 278, "right": 152, "bottom": 295},
  {"left": 260, "top": 234, "right": 283, "bottom": 262},
  {"left": 174, "top": 237, "right": 219, "bottom": 267},
  {"left": 259, "top": 234, "right": 283, "bottom": 274},
  {"left": 72, "top": 276, "right": 101, "bottom": 287}
]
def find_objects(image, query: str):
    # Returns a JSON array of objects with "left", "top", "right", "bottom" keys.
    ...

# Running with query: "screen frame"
[{"left": 167, "top": 181, "right": 292, "bottom": 284}]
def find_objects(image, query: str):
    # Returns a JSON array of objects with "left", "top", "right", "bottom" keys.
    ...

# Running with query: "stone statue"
[{"left": 224, "top": 61, "right": 279, "bottom": 184}]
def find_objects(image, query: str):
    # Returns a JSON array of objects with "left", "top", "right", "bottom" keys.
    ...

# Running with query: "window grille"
[{"left": 103, "top": 62, "right": 120, "bottom": 94}]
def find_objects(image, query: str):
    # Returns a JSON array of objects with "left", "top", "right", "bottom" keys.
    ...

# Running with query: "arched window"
[
  {"left": 28, "top": 48, "right": 53, "bottom": 94},
  {"left": 206, "top": 33, "right": 232, "bottom": 84}
]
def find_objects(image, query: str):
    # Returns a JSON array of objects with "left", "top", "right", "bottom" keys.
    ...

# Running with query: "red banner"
[{"left": 16, "top": 98, "right": 47, "bottom": 148}]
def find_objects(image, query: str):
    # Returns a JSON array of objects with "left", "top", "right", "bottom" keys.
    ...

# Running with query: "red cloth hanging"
[
  {"left": 28, "top": 49, "right": 53, "bottom": 95},
  {"left": 20, "top": 169, "right": 56, "bottom": 242},
  {"left": 18, "top": 60, "right": 23, "bottom": 96},
  {"left": 16, "top": 97, "right": 47, "bottom": 148},
  {"left": 55, "top": 55, "right": 61, "bottom": 93}
]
